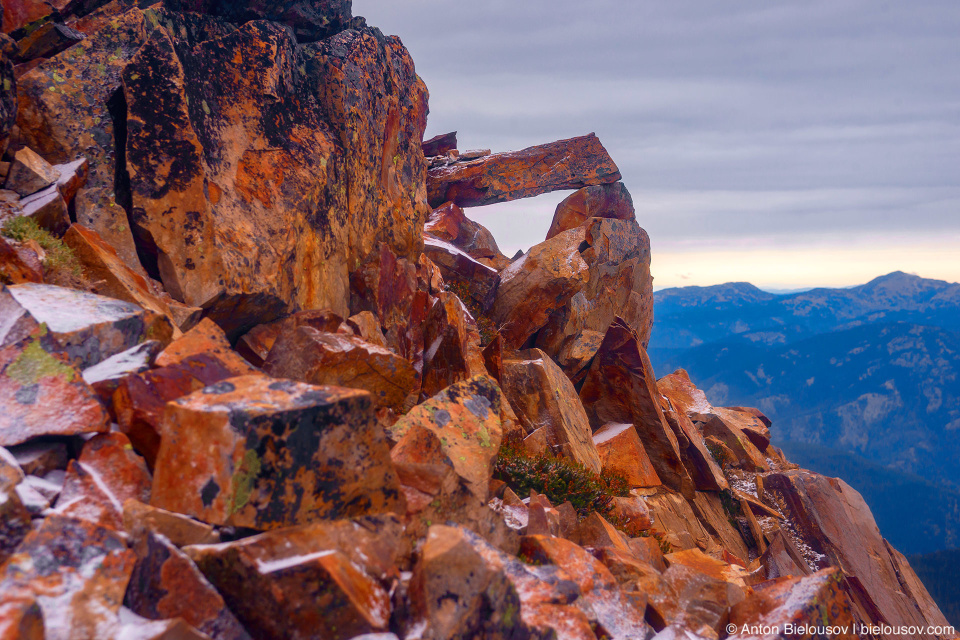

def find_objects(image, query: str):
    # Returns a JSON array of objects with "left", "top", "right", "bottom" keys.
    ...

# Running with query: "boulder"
[
  {"left": 126, "top": 530, "right": 251, "bottom": 640},
  {"left": 535, "top": 217, "right": 654, "bottom": 373},
  {"left": 658, "top": 392, "right": 729, "bottom": 492},
  {"left": 13, "top": 22, "right": 85, "bottom": 63},
  {"left": 52, "top": 157, "right": 89, "bottom": 205},
  {"left": 427, "top": 133, "right": 621, "bottom": 208},
  {"left": 339, "top": 310, "right": 388, "bottom": 348},
  {"left": 122, "top": 499, "right": 219, "bottom": 548},
  {"left": 593, "top": 422, "right": 661, "bottom": 488},
  {"left": 692, "top": 411, "right": 769, "bottom": 472},
  {"left": 155, "top": 317, "right": 257, "bottom": 375},
  {"left": 420, "top": 291, "right": 487, "bottom": 399},
  {"left": 500, "top": 348, "right": 602, "bottom": 473},
  {"left": 0, "top": 234, "right": 43, "bottom": 284},
  {"left": 687, "top": 492, "right": 752, "bottom": 563},
  {"left": 489, "top": 226, "right": 590, "bottom": 349},
  {"left": 422, "top": 234, "right": 499, "bottom": 308},
  {"left": 263, "top": 327, "right": 417, "bottom": 411},
  {"left": 580, "top": 319, "right": 695, "bottom": 496},
  {"left": 390, "top": 376, "right": 504, "bottom": 500},
  {"left": 545, "top": 181, "right": 635, "bottom": 240},
  {"left": 7, "top": 282, "right": 173, "bottom": 368},
  {"left": 235, "top": 309, "right": 344, "bottom": 368},
  {"left": 184, "top": 516, "right": 402, "bottom": 640},
  {"left": 82, "top": 340, "right": 161, "bottom": 403},
  {"left": 0, "top": 479, "right": 31, "bottom": 565},
  {"left": 646, "top": 563, "right": 745, "bottom": 637},
  {"left": 151, "top": 375, "right": 403, "bottom": 529},
  {"left": 7, "top": 439, "right": 68, "bottom": 476},
  {"left": 123, "top": 16, "right": 429, "bottom": 337},
  {"left": 74, "top": 186, "right": 147, "bottom": 276},
  {"left": 0, "top": 514, "right": 136, "bottom": 639},
  {"left": 0, "top": 321, "right": 109, "bottom": 446},
  {"left": 4, "top": 147, "right": 60, "bottom": 197},
  {"left": 424, "top": 201, "right": 509, "bottom": 268},
  {"left": 18, "top": 183, "right": 71, "bottom": 235},
  {"left": 422, "top": 131, "right": 457, "bottom": 156}
]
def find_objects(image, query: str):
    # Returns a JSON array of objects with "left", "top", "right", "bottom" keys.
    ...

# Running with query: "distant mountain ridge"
[{"left": 650, "top": 271, "right": 960, "bottom": 490}]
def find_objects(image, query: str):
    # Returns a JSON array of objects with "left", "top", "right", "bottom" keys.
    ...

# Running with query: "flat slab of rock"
[
  {"left": 5, "top": 147, "right": 60, "bottom": 197},
  {"left": 500, "top": 348, "right": 601, "bottom": 473},
  {"left": 263, "top": 326, "right": 416, "bottom": 411},
  {"left": 7, "top": 283, "right": 173, "bottom": 369},
  {"left": 151, "top": 375, "right": 403, "bottom": 529},
  {"left": 427, "top": 133, "right": 620, "bottom": 208},
  {"left": 0, "top": 323, "right": 109, "bottom": 446}
]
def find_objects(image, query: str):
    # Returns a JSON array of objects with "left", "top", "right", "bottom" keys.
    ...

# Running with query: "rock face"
[
  {"left": 151, "top": 375, "right": 404, "bottom": 529},
  {"left": 123, "top": 14, "right": 429, "bottom": 336},
  {"left": 427, "top": 133, "right": 621, "bottom": 208}
]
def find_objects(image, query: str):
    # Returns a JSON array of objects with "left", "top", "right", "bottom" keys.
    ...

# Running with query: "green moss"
[
  {"left": 230, "top": 449, "right": 262, "bottom": 515},
  {"left": 493, "top": 445, "right": 630, "bottom": 519},
  {"left": 6, "top": 333, "right": 76, "bottom": 385},
  {"left": 1, "top": 216, "right": 82, "bottom": 278}
]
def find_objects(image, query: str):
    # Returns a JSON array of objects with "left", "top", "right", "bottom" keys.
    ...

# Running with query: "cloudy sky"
[{"left": 356, "top": 0, "right": 960, "bottom": 290}]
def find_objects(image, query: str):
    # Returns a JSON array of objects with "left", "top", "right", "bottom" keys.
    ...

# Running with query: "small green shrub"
[
  {"left": 493, "top": 445, "right": 630, "bottom": 519},
  {"left": 1, "top": 216, "right": 82, "bottom": 277}
]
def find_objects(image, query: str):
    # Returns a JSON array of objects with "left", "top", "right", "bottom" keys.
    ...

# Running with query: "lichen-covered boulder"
[{"left": 151, "top": 375, "right": 404, "bottom": 529}]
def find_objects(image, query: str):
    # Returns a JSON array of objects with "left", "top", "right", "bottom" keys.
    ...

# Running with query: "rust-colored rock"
[
  {"left": 577, "top": 511, "right": 634, "bottom": 554},
  {"left": 647, "top": 562, "right": 745, "bottom": 637},
  {"left": 391, "top": 375, "right": 503, "bottom": 501},
  {"left": 659, "top": 391, "right": 729, "bottom": 492},
  {"left": 0, "top": 481, "right": 31, "bottom": 565},
  {"left": 155, "top": 318, "right": 257, "bottom": 375},
  {"left": 693, "top": 410, "right": 770, "bottom": 472},
  {"left": 0, "top": 322, "right": 109, "bottom": 446},
  {"left": 645, "top": 490, "right": 717, "bottom": 553},
  {"left": 185, "top": 516, "right": 402, "bottom": 640},
  {"left": 235, "top": 309, "right": 343, "bottom": 368},
  {"left": 63, "top": 224, "right": 185, "bottom": 333},
  {"left": 422, "top": 234, "right": 500, "bottom": 308},
  {"left": 83, "top": 341, "right": 162, "bottom": 404},
  {"left": 0, "top": 514, "right": 136, "bottom": 639},
  {"left": 427, "top": 133, "right": 620, "bottom": 208},
  {"left": 657, "top": 369, "right": 714, "bottom": 416},
  {"left": 580, "top": 319, "right": 695, "bottom": 496},
  {"left": 687, "top": 492, "right": 752, "bottom": 563},
  {"left": 0, "top": 234, "right": 43, "bottom": 284},
  {"left": 728, "top": 568, "right": 856, "bottom": 640},
  {"left": 593, "top": 422, "right": 662, "bottom": 488},
  {"left": 113, "top": 353, "right": 243, "bottom": 466},
  {"left": 52, "top": 157, "right": 88, "bottom": 205},
  {"left": 162, "top": 0, "right": 354, "bottom": 42},
  {"left": 53, "top": 432, "right": 151, "bottom": 530},
  {"left": 609, "top": 495, "right": 654, "bottom": 535},
  {"left": 500, "top": 348, "right": 602, "bottom": 473},
  {"left": 425, "top": 201, "right": 509, "bottom": 268},
  {"left": 8, "top": 439, "right": 68, "bottom": 476},
  {"left": 489, "top": 226, "right": 589, "bottom": 349},
  {"left": 126, "top": 530, "right": 251, "bottom": 640},
  {"left": 714, "top": 406, "right": 772, "bottom": 451},
  {"left": 152, "top": 375, "right": 403, "bottom": 529},
  {"left": 536, "top": 217, "right": 654, "bottom": 373},
  {"left": 263, "top": 327, "right": 417, "bottom": 411},
  {"left": 7, "top": 282, "right": 173, "bottom": 368},
  {"left": 339, "top": 310, "right": 388, "bottom": 347},
  {"left": 17, "top": 183, "right": 70, "bottom": 235},
  {"left": 546, "top": 181, "right": 635, "bottom": 240},
  {"left": 420, "top": 291, "right": 487, "bottom": 399},
  {"left": 123, "top": 16, "right": 429, "bottom": 336},
  {"left": 759, "top": 529, "right": 811, "bottom": 580},
  {"left": 519, "top": 535, "right": 650, "bottom": 639},
  {"left": 123, "top": 499, "right": 219, "bottom": 548},
  {"left": 763, "top": 470, "right": 953, "bottom": 636},
  {"left": 5, "top": 147, "right": 60, "bottom": 197},
  {"left": 74, "top": 186, "right": 147, "bottom": 276},
  {"left": 0, "top": 596, "right": 43, "bottom": 640},
  {"left": 422, "top": 131, "right": 457, "bottom": 156}
]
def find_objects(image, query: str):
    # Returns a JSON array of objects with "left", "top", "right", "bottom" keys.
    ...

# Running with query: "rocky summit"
[{"left": 0, "top": 3, "right": 953, "bottom": 640}]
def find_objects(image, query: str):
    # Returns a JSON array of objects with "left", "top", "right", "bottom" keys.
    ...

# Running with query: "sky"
[{"left": 355, "top": 0, "right": 960, "bottom": 290}]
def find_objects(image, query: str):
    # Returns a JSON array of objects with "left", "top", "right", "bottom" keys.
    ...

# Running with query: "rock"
[
  {"left": 422, "top": 131, "right": 457, "bottom": 156},
  {"left": 422, "top": 234, "right": 499, "bottom": 308},
  {"left": 645, "top": 490, "right": 717, "bottom": 553},
  {"left": 500, "top": 348, "right": 602, "bottom": 473},
  {"left": 63, "top": 224, "right": 184, "bottom": 333},
  {"left": 577, "top": 511, "right": 634, "bottom": 554},
  {"left": 0, "top": 446, "right": 24, "bottom": 489},
  {"left": 0, "top": 234, "right": 43, "bottom": 284},
  {"left": 52, "top": 157, "right": 88, "bottom": 205},
  {"left": 609, "top": 495, "right": 654, "bottom": 535},
  {"left": 350, "top": 244, "right": 427, "bottom": 363},
  {"left": 82, "top": 340, "right": 161, "bottom": 402},
  {"left": 658, "top": 392, "right": 729, "bottom": 492},
  {"left": 339, "top": 310, "right": 388, "bottom": 348},
  {"left": 112, "top": 352, "right": 246, "bottom": 467},
  {"left": 647, "top": 563, "right": 745, "bottom": 638},
  {"left": 0, "top": 481, "right": 31, "bottom": 564},
  {"left": 519, "top": 535, "right": 651, "bottom": 639},
  {"left": 728, "top": 568, "right": 856, "bottom": 640},
  {"left": 391, "top": 376, "right": 503, "bottom": 501},
  {"left": 546, "top": 181, "right": 635, "bottom": 240},
  {"left": 420, "top": 291, "right": 487, "bottom": 399},
  {"left": 185, "top": 517, "right": 401, "bottom": 640},
  {"left": 162, "top": 0, "right": 354, "bottom": 42},
  {"left": 8, "top": 439, "right": 68, "bottom": 476},
  {"left": 593, "top": 422, "right": 662, "bottom": 488},
  {"left": 0, "top": 514, "right": 136, "bottom": 640},
  {"left": 108, "top": 611, "right": 212, "bottom": 640},
  {"left": 424, "top": 201, "right": 509, "bottom": 267},
  {"left": 0, "top": 322, "right": 109, "bottom": 446},
  {"left": 126, "top": 530, "right": 251, "bottom": 640},
  {"left": 665, "top": 547, "right": 751, "bottom": 590},
  {"left": 14, "top": 21, "right": 85, "bottom": 63},
  {"left": 235, "top": 309, "right": 344, "bottom": 368},
  {"left": 763, "top": 469, "right": 952, "bottom": 634},
  {"left": 489, "top": 226, "right": 589, "bottom": 349},
  {"left": 74, "top": 187, "right": 147, "bottom": 276},
  {"left": 759, "top": 529, "right": 811, "bottom": 580},
  {"left": 535, "top": 217, "right": 654, "bottom": 373},
  {"left": 5, "top": 147, "right": 60, "bottom": 197},
  {"left": 157, "top": 318, "right": 260, "bottom": 376},
  {"left": 53, "top": 432, "right": 151, "bottom": 530},
  {"left": 18, "top": 183, "right": 70, "bottom": 234},
  {"left": 263, "top": 327, "right": 417, "bottom": 412},
  {"left": 427, "top": 133, "right": 621, "bottom": 208},
  {"left": 122, "top": 499, "right": 219, "bottom": 548},
  {"left": 580, "top": 319, "right": 695, "bottom": 496},
  {"left": 687, "top": 492, "right": 752, "bottom": 563},
  {"left": 123, "top": 17, "right": 429, "bottom": 337},
  {"left": 410, "top": 524, "right": 596, "bottom": 640},
  {"left": 151, "top": 375, "right": 403, "bottom": 529},
  {"left": 7, "top": 283, "right": 174, "bottom": 368},
  {"left": 692, "top": 410, "right": 769, "bottom": 472},
  {"left": 713, "top": 406, "right": 771, "bottom": 451},
  {"left": 0, "top": 596, "right": 44, "bottom": 640},
  {"left": 593, "top": 546, "right": 663, "bottom": 589}
]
